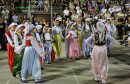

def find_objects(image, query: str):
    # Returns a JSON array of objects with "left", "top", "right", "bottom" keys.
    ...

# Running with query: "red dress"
[{"left": 6, "top": 31, "right": 15, "bottom": 72}]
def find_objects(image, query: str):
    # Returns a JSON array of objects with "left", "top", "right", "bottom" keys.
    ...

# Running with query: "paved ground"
[{"left": 0, "top": 41, "right": 130, "bottom": 84}]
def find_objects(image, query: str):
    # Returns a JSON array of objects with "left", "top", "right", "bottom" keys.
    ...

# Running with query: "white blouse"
[
  {"left": 85, "top": 34, "right": 116, "bottom": 48},
  {"left": 30, "top": 36, "right": 45, "bottom": 57},
  {"left": 66, "top": 30, "right": 77, "bottom": 39},
  {"left": 5, "top": 30, "right": 15, "bottom": 47}
]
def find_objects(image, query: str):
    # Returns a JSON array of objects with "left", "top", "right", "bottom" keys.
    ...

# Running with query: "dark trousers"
[{"left": 0, "top": 33, "right": 7, "bottom": 50}]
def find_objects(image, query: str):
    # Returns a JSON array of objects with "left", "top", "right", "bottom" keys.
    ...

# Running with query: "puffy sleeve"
[
  {"left": 30, "top": 36, "right": 45, "bottom": 57},
  {"left": 14, "top": 34, "right": 26, "bottom": 54},
  {"left": 106, "top": 34, "right": 116, "bottom": 47},
  {"left": 85, "top": 34, "right": 94, "bottom": 48},
  {"left": 36, "top": 33, "right": 41, "bottom": 42},
  {"left": 14, "top": 34, "right": 19, "bottom": 49},
  {"left": 5, "top": 33, "right": 14, "bottom": 47}
]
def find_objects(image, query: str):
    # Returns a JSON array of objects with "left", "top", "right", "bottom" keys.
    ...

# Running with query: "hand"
[
  {"left": 19, "top": 53, "right": 22, "bottom": 56},
  {"left": 44, "top": 52, "right": 48, "bottom": 56}
]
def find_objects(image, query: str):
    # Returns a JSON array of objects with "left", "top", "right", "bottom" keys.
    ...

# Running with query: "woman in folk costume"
[
  {"left": 80, "top": 18, "right": 92, "bottom": 59},
  {"left": 105, "top": 17, "right": 116, "bottom": 56},
  {"left": 65, "top": 22, "right": 82, "bottom": 60},
  {"left": 12, "top": 24, "right": 26, "bottom": 77},
  {"left": 85, "top": 22, "right": 116, "bottom": 84},
  {"left": 43, "top": 27, "right": 53, "bottom": 64},
  {"left": 77, "top": 18, "right": 83, "bottom": 50},
  {"left": 5, "top": 23, "right": 18, "bottom": 72},
  {"left": 21, "top": 24, "right": 47, "bottom": 83},
  {"left": 36, "top": 25, "right": 44, "bottom": 69},
  {"left": 52, "top": 19, "right": 64, "bottom": 60},
  {"left": 65, "top": 21, "right": 73, "bottom": 58}
]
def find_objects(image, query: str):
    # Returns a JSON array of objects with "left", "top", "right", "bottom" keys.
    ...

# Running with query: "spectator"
[
  {"left": 101, "top": 6, "right": 107, "bottom": 15},
  {"left": 0, "top": 17, "right": 7, "bottom": 51},
  {"left": 108, "top": 5, "right": 115, "bottom": 14},
  {"left": 12, "top": 14, "right": 18, "bottom": 23},
  {"left": 100, "top": 2, "right": 105, "bottom": 10},
  {"left": 77, "top": 7, "right": 82, "bottom": 15},
  {"left": 120, "top": 1, "right": 125, "bottom": 13},
  {"left": 117, "top": 11, "right": 125, "bottom": 18},
  {"left": 71, "top": 12, "right": 78, "bottom": 21},
  {"left": 2, "top": 8, "right": 9, "bottom": 24},
  {"left": 38, "top": 0, "right": 44, "bottom": 11},
  {"left": 42, "top": 19, "right": 47, "bottom": 26},
  {"left": 18, "top": 15, "right": 22, "bottom": 24},
  {"left": 56, "top": 15, "right": 62, "bottom": 23},
  {"left": 105, "top": 11, "right": 111, "bottom": 19},
  {"left": 64, "top": 7, "right": 70, "bottom": 21}
]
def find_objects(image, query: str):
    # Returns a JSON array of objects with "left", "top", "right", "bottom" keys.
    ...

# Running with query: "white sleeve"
[
  {"left": 106, "top": 34, "right": 116, "bottom": 46},
  {"left": 5, "top": 33, "right": 14, "bottom": 47},
  {"left": 60, "top": 28, "right": 64, "bottom": 39},
  {"left": 85, "top": 34, "right": 94, "bottom": 48},
  {"left": 31, "top": 36, "right": 45, "bottom": 57},
  {"left": 36, "top": 33, "right": 41, "bottom": 42},
  {"left": 14, "top": 34, "right": 26, "bottom": 54},
  {"left": 14, "top": 34, "right": 19, "bottom": 48},
  {"left": 66, "top": 32, "right": 70, "bottom": 39}
]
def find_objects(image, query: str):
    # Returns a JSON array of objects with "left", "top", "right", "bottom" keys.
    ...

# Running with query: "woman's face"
[
  {"left": 17, "top": 27, "right": 25, "bottom": 33},
  {"left": 37, "top": 29, "right": 42, "bottom": 33},
  {"left": 31, "top": 28, "right": 35, "bottom": 33},
  {"left": 10, "top": 25, "right": 17, "bottom": 31}
]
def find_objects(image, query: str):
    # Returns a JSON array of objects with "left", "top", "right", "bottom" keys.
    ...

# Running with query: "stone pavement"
[{"left": 0, "top": 42, "right": 130, "bottom": 84}]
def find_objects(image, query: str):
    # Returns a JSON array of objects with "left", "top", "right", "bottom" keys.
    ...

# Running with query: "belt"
[
  {"left": 95, "top": 44, "right": 105, "bottom": 46},
  {"left": 45, "top": 40, "right": 51, "bottom": 41}
]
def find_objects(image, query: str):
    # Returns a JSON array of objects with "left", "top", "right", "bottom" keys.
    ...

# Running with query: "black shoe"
[
  {"left": 75, "top": 58, "right": 80, "bottom": 60},
  {"left": 93, "top": 78, "right": 99, "bottom": 82},
  {"left": 41, "top": 67, "right": 44, "bottom": 70},
  {"left": 13, "top": 74, "right": 16, "bottom": 77},
  {"left": 21, "top": 79, "right": 29, "bottom": 83},
  {"left": 35, "top": 80, "right": 45, "bottom": 83}
]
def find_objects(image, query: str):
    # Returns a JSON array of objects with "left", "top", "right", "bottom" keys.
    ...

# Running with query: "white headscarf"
[
  {"left": 24, "top": 24, "right": 35, "bottom": 35},
  {"left": 8, "top": 23, "right": 18, "bottom": 30},
  {"left": 36, "top": 25, "right": 42, "bottom": 30},
  {"left": 15, "top": 24, "right": 25, "bottom": 34},
  {"left": 97, "top": 22, "right": 105, "bottom": 42}
]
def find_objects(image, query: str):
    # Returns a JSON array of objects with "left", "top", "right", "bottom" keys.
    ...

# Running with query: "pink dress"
[
  {"left": 85, "top": 33, "right": 116, "bottom": 79},
  {"left": 66, "top": 30, "right": 81, "bottom": 58}
]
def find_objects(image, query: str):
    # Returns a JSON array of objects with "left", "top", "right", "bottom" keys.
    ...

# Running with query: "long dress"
[
  {"left": 65, "top": 27, "right": 70, "bottom": 57},
  {"left": 12, "top": 33, "right": 24, "bottom": 77},
  {"left": 52, "top": 26, "right": 64, "bottom": 57},
  {"left": 85, "top": 33, "right": 116, "bottom": 79},
  {"left": 5, "top": 30, "right": 15, "bottom": 72},
  {"left": 43, "top": 33, "right": 52, "bottom": 63},
  {"left": 66, "top": 30, "right": 81, "bottom": 58},
  {"left": 21, "top": 34, "right": 45, "bottom": 81}
]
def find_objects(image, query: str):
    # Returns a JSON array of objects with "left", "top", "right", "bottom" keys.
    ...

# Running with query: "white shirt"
[
  {"left": 45, "top": 33, "right": 51, "bottom": 40},
  {"left": 115, "top": 8, "right": 121, "bottom": 12},
  {"left": 64, "top": 10, "right": 69, "bottom": 16},
  {"left": 2, "top": 9, "right": 9, "bottom": 15},
  {"left": 108, "top": 8, "right": 115, "bottom": 13},
  {"left": 77, "top": 9, "right": 82, "bottom": 15},
  {"left": 102, "top": 9, "right": 107, "bottom": 14},
  {"left": 56, "top": 17, "right": 62, "bottom": 21}
]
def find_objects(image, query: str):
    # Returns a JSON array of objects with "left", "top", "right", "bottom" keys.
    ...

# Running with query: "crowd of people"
[{"left": 0, "top": 0, "right": 130, "bottom": 84}]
